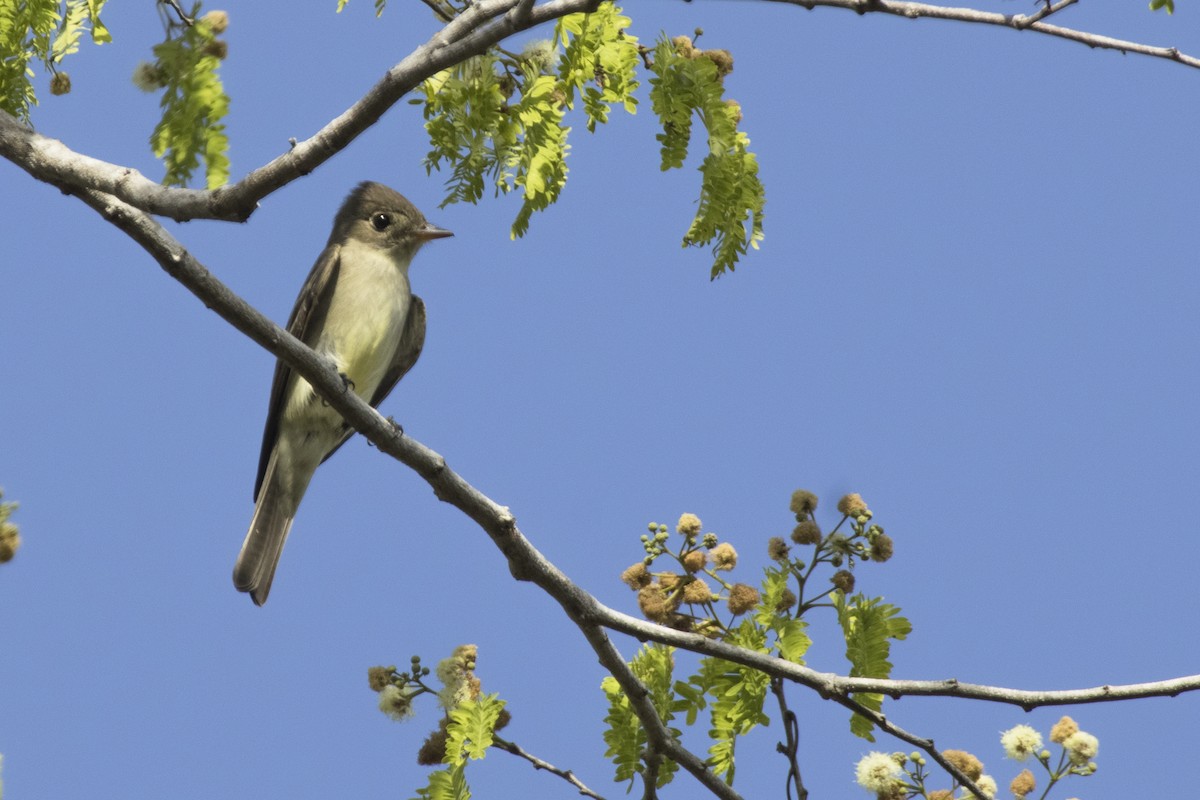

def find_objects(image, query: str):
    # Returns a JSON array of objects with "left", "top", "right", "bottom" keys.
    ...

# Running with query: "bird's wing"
[
  {"left": 317, "top": 294, "right": 427, "bottom": 466},
  {"left": 253, "top": 243, "right": 342, "bottom": 501},
  {"left": 371, "top": 294, "right": 427, "bottom": 408}
]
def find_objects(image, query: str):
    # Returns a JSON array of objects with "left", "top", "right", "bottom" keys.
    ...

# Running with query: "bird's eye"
[{"left": 370, "top": 213, "right": 392, "bottom": 231}]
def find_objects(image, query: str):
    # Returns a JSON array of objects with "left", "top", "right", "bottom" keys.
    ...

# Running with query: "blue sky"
[{"left": 3, "top": 3, "right": 1199, "bottom": 798}]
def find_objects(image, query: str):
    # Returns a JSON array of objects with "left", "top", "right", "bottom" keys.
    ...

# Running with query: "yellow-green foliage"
[
  {"left": 835, "top": 592, "right": 912, "bottom": 741},
  {"left": 0, "top": 0, "right": 109, "bottom": 121},
  {"left": 556, "top": 2, "right": 639, "bottom": 131},
  {"left": 419, "top": 2, "right": 764, "bottom": 276},
  {"left": 648, "top": 36, "right": 764, "bottom": 278},
  {"left": 687, "top": 621, "right": 772, "bottom": 784},
  {"left": 148, "top": 7, "right": 230, "bottom": 188},
  {"left": 421, "top": 5, "right": 642, "bottom": 242},
  {"left": 411, "top": 694, "right": 505, "bottom": 800},
  {"left": 601, "top": 643, "right": 681, "bottom": 789}
]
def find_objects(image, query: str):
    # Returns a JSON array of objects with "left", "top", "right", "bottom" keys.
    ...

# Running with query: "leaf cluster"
[
  {"left": 411, "top": 694, "right": 506, "bottom": 800},
  {"left": 146, "top": 6, "right": 230, "bottom": 188},
  {"left": 420, "top": 4, "right": 640, "bottom": 241},
  {"left": 648, "top": 36, "right": 764, "bottom": 278},
  {"left": 0, "top": 0, "right": 109, "bottom": 122},
  {"left": 835, "top": 592, "right": 911, "bottom": 740},
  {"left": 601, "top": 643, "right": 681, "bottom": 789}
]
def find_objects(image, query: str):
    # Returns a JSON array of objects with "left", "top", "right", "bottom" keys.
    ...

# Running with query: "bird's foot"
[{"left": 321, "top": 373, "right": 356, "bottom": 407}]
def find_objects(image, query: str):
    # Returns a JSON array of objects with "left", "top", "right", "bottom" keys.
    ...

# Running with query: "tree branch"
[
  {"left": 491, "top": 735, "right": 608, "bottom": 799},
  {"left": 16, "top": 4, "right": 1198, "bottom": 795},
  {"left": 770, "top": 678, "right": 807, "bottom": 800},
  {"left": 0, "top": 0, "right": 601, "bottom": 222},
  {"left": 64, "top": 180, "right": 1199, "bottom": 797},
  {"left": 4, "top": 0, "right": 1196, "bottom": 229},
  {"left": 65, "top": 185, "right": 742, "bottom": 800},
  {"left": 771, "top": 0, "right": 1200, "bottom": 69},
  {"left": 827, "top": 690, "right": 992, "bottom": 800},
  {"left": 69, "top": 174, "right": 1200, "bottom": 695}
]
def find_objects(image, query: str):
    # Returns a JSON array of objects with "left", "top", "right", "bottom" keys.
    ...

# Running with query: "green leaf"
[
  {"left": 686, "top": 621, "right": 771, "bottom": 784},
  {"left": 0, "top": 0, "right": 62, "bottom": 121},
  {"left": 835, "top": 593, "right": 912, "bottom": 740},
  {"left": 670, "top": 678, "right": 707, "bottom": 726},
  {"left": 774, "top": 619, "right": 812, "bottom": 663},
  {"left": 601, "top": 644, "right": 680, "bottom": 790},
  {"left": 444, "top": 694, "right": 505, "bottom": 763},
  {"left": 50, "top": 1, "right": 88, "bottom": 62},
  {"left": 647, "top": 36, "right": 765, "bottom": 277},
  {"left": 421, "top": 4, "right": 641, "bottom": 238},
  {"left": 147, "top": 8, "right": 231, "bottom": 187},
  {"left": 409, "top": 763, "right": 470, "bottom": 800},
  {"left": 0, "top": 0, "right": 110, "bottom": 120},
  {"left": 754, "top": 566, "right": 811, "bottom": 662},
  {"left": 86, "top": 0, "right": 110, "bottom": 43},
  {"left": 556, "top": 3, "right": 639, "bottom": 131}
]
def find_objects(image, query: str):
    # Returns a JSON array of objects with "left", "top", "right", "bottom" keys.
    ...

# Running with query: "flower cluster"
[
  {"left": 368, "top": 645, "right": 511, "bottom": 767},
  {"left": 622, "top": 490, "right": 898, "bottom": 639},
  {"left": 771, "top": 489, "right": 894, "bottom": 617},
  {"left": 854, "top": 718, "right": 1099, "bottom": 800},
  {"left": 620, "top": 514, "right": 761, "bottom": 636}
]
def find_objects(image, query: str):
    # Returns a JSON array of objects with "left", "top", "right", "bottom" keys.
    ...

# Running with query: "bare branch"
[
  {"left": 491, "top": 736, "right": 608, "bottom": 799},
  {"left": 771, "top": 0, "right": 1200, "bottom": 69}
]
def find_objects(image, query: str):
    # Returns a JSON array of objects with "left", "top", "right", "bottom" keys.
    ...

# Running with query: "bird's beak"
[{"left": 417, "top": 222, "right": 453, "bottom": 241}]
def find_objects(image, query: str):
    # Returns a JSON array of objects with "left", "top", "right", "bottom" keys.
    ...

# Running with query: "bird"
[{"left": 232, "top": 182, "right": 452, "bottom": 605}]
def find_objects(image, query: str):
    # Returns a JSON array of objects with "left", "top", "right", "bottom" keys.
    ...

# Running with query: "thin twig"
[
  {"left": 159, "top": 0, "right": 193, "bottom": 26},
  {"left": 1013, "top": 0, "right": 1075, "bottom": 30},
  {"left": 827, "top": 691, "right": 992, "bottom": 800},
  {"left": 773, "top": 0, "right": 1200, "bottom": 68},
  {"left": 417, "top": 0, "right": 455, "bottom": 23},
  {"left": 492, "top": 736, "right": 607, "bottom": 799},
  {"left": 770, "top": 678, "right": 807, "bottom": 800}
]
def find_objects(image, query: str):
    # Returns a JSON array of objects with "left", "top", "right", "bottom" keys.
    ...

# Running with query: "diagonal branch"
[
  {"left": 68, "top": 183, "right": 1200, "bottom": 717},
  {"left": 67, "top": 185, "right": 741, "bottom": 800}
]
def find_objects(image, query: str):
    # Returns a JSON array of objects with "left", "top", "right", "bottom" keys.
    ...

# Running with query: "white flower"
[
  {"left": 1062, "top": 731, "right": 1099, "bottom": 765},
  {"left": 1000, "top": 724, "right": 1043, "bottom": 761},
  {"left": 964, "top": 774, "right": 998, "bottom": 799},
  {"left": 378, "top": 684, "right": 416, "bottom": 721},
  {"left": 855, "top": 751, "right": 902, "bottom": 793}
]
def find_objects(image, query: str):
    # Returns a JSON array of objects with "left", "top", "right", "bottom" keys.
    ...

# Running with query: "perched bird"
[{"left": 233, "top": 182, "right": 452, "bottom": 605}]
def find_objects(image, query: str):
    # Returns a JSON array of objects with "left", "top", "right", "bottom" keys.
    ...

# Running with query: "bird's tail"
[{"left": 233, "top": 454, "right": 303, "bottom": 606}]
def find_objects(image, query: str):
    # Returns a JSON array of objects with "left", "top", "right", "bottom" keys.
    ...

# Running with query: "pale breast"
[{"left": 318, "top": 239, "right": 413, "bottom": 402}]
